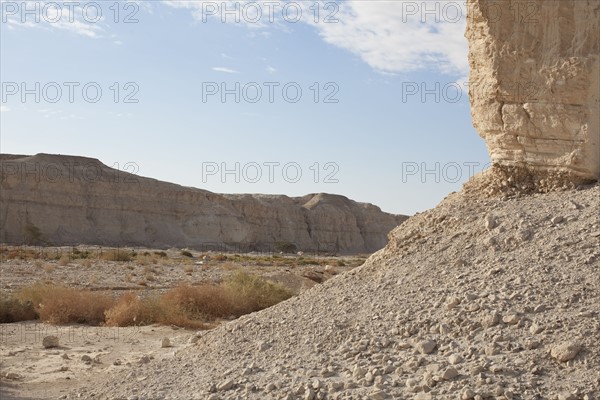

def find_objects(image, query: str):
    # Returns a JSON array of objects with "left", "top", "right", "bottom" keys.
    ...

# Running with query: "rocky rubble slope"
[
  {"left": 0, "top": 154, "right": 406, "bottom": 254},
  {"left": 467, "top": 0, "right": 600, "bottom": 183},
  {"left": 69, "top": 183, "right": 600, "bottom": 400}
]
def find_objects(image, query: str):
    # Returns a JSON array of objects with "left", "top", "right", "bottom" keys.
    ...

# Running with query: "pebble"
[
  {"left": 415, "top": 340, "right": 437, "bottom": 355},
  {"left": 42, "top": 336, "right": 59, "bottom": 349},
  {"left": 550, "top": 342, "right": 581, "bottom": 362}
]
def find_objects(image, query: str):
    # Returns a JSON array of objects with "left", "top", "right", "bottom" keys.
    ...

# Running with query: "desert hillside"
[
  {"left": 53, "top": 183, "right": 599, "bottom": 400},
  {"left": 0, "top": 153, "right": 407, "bottom": 254}
]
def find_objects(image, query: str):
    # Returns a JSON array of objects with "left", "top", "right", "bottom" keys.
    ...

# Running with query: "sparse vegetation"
[
  {"left": 1, "top": 272, "right": 293, "bottom": 328},
  {"left": 0, "top": 292, "right": 37, "bottom": 323},
  {"left": 101, "top": 249, "right": 134, "bottom": 262},
  {"left": 16, "top": 284, "right": 114, "bottom": 325},
  {"left": 181, "top": 250, "right": 193, "bottom": 258},
  {"left": 23, "top": 222, "right": 43, "bottom": 245},
  {"left": 274, "top": 241, "right": 297, "bottom": 254}
]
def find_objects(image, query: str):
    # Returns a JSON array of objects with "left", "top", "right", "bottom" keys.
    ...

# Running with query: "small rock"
[
  {"left": 446, "top": 297, "right": 461, "bottom": 310},
  {"left": 369, "top": 390, "right": 389, "bottom": 400},
  {"left": 43, "top": 335, "right": 59, "bottom": 349},
  {"left": 265, "top": 383, "right": 276, "bottom": 391},
  {"left": 482, "top": 312, "right": 500, "bottom": 328},
  {"left": 530, "top": 323, "right": 543, "bottom": 334},
  {"left": 462, "top": 389, "right": 476, "bottom": 399},
  {"left": 138, "top": 355, "right": 151, "bottom": 364},
  {"left": 448, "top": 353, "right": 463, "bottom": 364},
  {"left": 502, "top": 313, "right": 520, "bottom": 325},
  {"left": 551, "top": 216, "right": 564, "bottom": 224},
  {"left": 551, "top": 342, "right": 581, "bottom": 362},
  {"left": 257, "top": 341, "right": 271, "bottom": 352},
  {"left": 161, "top": 338, "right": 171, "bottom": 348},
  {"left": 353, "top": 365, "right": 366, "bottom": 379},
  {"left": 217, "top": 379, "right": 234, "bottom": 391},
  {"left": 485, "top": 215, "right": 497, "bottom": 230},
  {"left": 81, "top": 355, "right": 93, "bottom": 364},
  {"left": 415, "top": 340, "right": 437, "bottom": 354},
  {"left": 5, "top": 372, "right": 20, "bottom": 380},
  {"left": 442, "top": 366, "right": 459, "bottom": 380}
]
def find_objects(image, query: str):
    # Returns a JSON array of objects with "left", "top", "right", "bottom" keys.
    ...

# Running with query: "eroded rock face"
[
  {"left": 466, "top": 0, "right": 600, "bottom": 183},
  {"left": 0, "top": 154, "right": 406, "bottom": 253}
]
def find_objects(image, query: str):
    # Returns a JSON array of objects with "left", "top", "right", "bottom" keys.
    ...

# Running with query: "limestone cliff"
[
  {"left": 466, "top": 0, "right": 600, "bottom": 184},
  {"left": 0, "top": 154, "right": 406, "bottom": 253}
]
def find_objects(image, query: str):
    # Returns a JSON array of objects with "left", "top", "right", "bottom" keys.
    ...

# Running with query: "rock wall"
[
  {"left": 466, "top": 0, "right": 600, "bottom": 183},
  {"left": 0, "top": 154, "right": 407, "bottom": 254}
]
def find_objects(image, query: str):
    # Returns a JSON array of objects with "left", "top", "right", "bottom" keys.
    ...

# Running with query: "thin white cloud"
[
  {"left": 212, "top": 67, "right": 240, "bottom": 74},
  {"left": 266, "top": 66, "right": 277, "bottom": 74},
  {"left": 2, "top": 0, "right": 107, "bottom": 38},
  {"left": 311, "top": 1, "right": 468, "bottom": 76},
  {"left": 0, "top": 106, "right": 10, "bottom": 113},
  {"left": 164, "top": 0, "right": 468, "bottom": 77}
]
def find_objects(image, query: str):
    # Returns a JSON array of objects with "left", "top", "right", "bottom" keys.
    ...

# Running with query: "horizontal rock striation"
[
  {"left": 466, "top": 0, "right": 600, "bottom": 184},
  {"left": 0, "top": 154, "right": 407, "bottom": 254}
]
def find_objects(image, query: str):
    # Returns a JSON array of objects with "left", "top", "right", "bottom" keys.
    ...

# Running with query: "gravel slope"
[{"left": 69, "top": 184, "right": 600, "bottom": 400}]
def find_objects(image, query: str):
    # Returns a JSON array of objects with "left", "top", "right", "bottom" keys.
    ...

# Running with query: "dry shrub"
[
  {"left": 81, "top": 259, "right": 92, "bottom": 268},
  {"left": 0, "top": 292, "right": 37, "bottom": 322},
  {"left": 104, "top": 293, "right": 163, "bottom": 326},
  {"left": 224, "top": 271, "right": 292, "bottom": 314},
  {"left": 43, "top": 264, "right": 56, "bottom": 273},
  {"left": 221, "top": 262, "right": 238, "bottom": 271},
  {"left": 162, "top": 284, "right": 232, "bottom": 320},
  {"left": 58, "top": 256, "right": 69, "bottom": 266},
  {"left": 105, "top": 292, "right": 207, "bottom": 329},
  {"left": 214, "top": 254, "right": 228, "bottom": 261},
  {"left": 34, "top": 260, "right": 43, "bottom": 268},
  {"left": 9, "top": 272, "right": 292, "bottom": 329},
  {"left": 100, "top": 249, "right": 133, "bottom": 262},
  {"left": 183, "top": 265, "right": 194, "bottom": 273},
  {"left": 17, "top": 284, "right": 114, "bottom": 325}
]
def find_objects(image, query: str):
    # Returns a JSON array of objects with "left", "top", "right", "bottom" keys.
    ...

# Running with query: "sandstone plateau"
[
  {"left": 467, "top": 0, "right": 600, "bottom": 184},
  {"left": 0, "top": 153, "right": 407, "bottom": 254}
]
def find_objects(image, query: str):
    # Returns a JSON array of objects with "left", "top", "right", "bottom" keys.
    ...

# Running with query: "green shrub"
[{"left": 0, "top": 293, "right": 37, "bottom": 322}]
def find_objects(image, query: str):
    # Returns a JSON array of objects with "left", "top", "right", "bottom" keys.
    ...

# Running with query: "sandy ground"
[
  {"left": 0, "top": 247, "right": 365, "bottom": 399},
  {"left": 0, "top": 322, "right": 192, "bottom": 400}
]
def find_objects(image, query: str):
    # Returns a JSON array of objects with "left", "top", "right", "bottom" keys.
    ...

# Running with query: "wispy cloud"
[
  {"left": 2, "top": 0, "right": 108, "bottom": 38},
  {"left": 165, "top": 0, "right": 468, "bottom": 77},
  {"left": 266, "top": 66, "right": 277, "bottom": 74},
  {"left": 310, "top": 1, "right": 468, "bottom": 76},
  {"left": 212, "top": 67, "right": 240, "bottom": 74}
]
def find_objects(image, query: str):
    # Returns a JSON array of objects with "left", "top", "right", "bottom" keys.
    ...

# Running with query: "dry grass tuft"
[
  {"left": 43, "top": 264, "right": 56, "bottom": 273},
  {"left": 16, "top": 284, "right": 114, "bottom": 325},
  {"left": 0, "top": 292, "right": 37, "bottom": 322},
  {"left": 100, "top": 249, "right": 134, "bottom": 262}
]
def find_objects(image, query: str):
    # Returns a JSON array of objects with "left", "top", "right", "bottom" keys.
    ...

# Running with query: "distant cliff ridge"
[{"left": 0, "top": 154, "right": 407, "bottom": 254}]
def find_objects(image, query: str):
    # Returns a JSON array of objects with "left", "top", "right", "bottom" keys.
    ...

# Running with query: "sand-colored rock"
[
  {"left": 466, "top": 0, "right": 600, "bottom": 183},
  {"left": 0, "top": 154, "right": 406, "bottom": 254}
]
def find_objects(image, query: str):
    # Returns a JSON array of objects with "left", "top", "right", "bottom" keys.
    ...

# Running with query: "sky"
[{"left": 0, "top": 0, "right": 490, "bottom": 216}]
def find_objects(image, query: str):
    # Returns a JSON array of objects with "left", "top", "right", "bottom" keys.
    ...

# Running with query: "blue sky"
[{"left": 0, "top": 0, "right": 490, "bottom": 215}]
